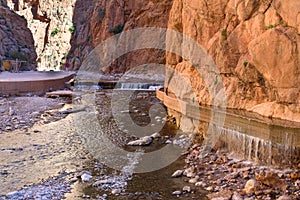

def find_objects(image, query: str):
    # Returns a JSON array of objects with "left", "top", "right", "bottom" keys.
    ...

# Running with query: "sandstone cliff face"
[
  {"left": 6, "top": 0, "right": 76, "bottom": 70},
  {"left": 7, "top": 0, "right": 172, "bottom": 71},
  {"left": 0, "top": 3, "right": 36, "bottom": 70},
  {"left": 165, "top": 0, "right": 300, "bottom": 121},
  {"left": 68, "top": 0, "right": 173, "bottom": 72}
]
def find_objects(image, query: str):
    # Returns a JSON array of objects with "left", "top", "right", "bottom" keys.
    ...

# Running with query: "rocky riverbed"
[
  {"left": 0, "top": 96, "right": 69, "bottom": 133},
  {"left": 170, "top": 144, "right": 300, "bottom": 200},
  {"left": 0, "top": 91, "right": 299, "bottom": 200}
]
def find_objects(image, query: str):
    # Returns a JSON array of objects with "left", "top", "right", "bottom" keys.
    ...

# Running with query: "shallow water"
[{"left": 0, "top": 90, "right": 208, "bottom": 199}]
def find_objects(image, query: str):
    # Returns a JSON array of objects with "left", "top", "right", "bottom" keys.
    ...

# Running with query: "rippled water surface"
[{"left": 0, "top": 90, "right": 208, "bottom": 199}]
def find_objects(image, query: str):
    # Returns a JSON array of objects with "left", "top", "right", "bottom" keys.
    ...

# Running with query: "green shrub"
[
  {"left": 265, "top": 21, "right": 283, "bottom": 30},
  {"left": 243, "top": 61, "right": 248, "bottom": 67},
  {"left": 51, "top": 28, "right": 59, "bottom": 36},
  {"left": 109, "top": 24, "right": 124, "bottom": 34},
  {"left": 10, "top": 51, "right": 27, "bottom": 61},
  {"left": 221, "top": 29, "right": 227, "bottom": 37},
  {"left": 69, "top": 25, "right": 76, "bottom": 33},
  {"left": 266, "top": 24, "right": 277, "bottom": 30}
]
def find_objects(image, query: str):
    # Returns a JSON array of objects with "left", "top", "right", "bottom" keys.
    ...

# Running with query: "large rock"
[{"left": 244, "top": 179, "right": 260, "bottom": 194}]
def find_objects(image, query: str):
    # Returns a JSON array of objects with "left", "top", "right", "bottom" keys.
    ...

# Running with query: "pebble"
[
  {"left": 92, "top": 179, "right": 110, "bottom": 187},
  {"left": 6, "top": 191, "right": 20, "bottom": 197},
  {"left": 189, "top": 176, "right": 199, "bottom": 184},
  {"left": 205, "top": 186, "right": 213, "bottom": 191},
  {"left": 165, "top": 139, "right": 172, "bottom": 144},
  {"left": 69, "top": 178, "right": 78, "bottom": 183},
  {"left": 195, "top": 181, "right": 206, "bottom": 187},
  {"left": 182, "top": 186, "right": 191, "bottom": 193},
  {"left": 244, "top": 179, "right": 259, "bottom": 194},
  {"left": 127, "top": 136, "right": 152, "bottom": 146},
  {"left": 150, "top": 132, "right": 161, "bottom": 139},
  {"left": 207, "top": 190, "right": 232, "bottom": 200},
  {"left": 111, "top": 189, "right": 121, "bottom": 195},
  {"left": 277, "top": 195, "right": 292, "bottom": 200},
  {"left": 172, "top": 170, "right": 183, "bottom": 178},
  {"left": 172, "top": 190, "right": 182, "bottom": 195},
  {"left": 81, "top": 173, "right": 93, "bottom": 182},
  {"left": 232, "top": 192, "right": 243, "bottom": 200}
]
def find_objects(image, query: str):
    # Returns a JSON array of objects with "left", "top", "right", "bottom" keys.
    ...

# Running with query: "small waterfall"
[
  {"left": 216, "top": 126, "right": 299, "bottom": 167},
  {"left": 116, "top": 83, "right": 163, "bottom": 91}
]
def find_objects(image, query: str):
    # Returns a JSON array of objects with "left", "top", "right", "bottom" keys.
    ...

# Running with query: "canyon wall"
[
  {"left": 68, "top": 0, "right": 173, "bottom": 72},
  {"left": 0, "top": 3, "right": 36, "bottom": 70},
  {"left": 6, "top": 0, "right": 76, "bottom": 70},
  {"left": 6, "top": 0, "right": 172, "bottom": 71},
  {"left": 165, "top": 0, "right": 300, "bottom": 122}
]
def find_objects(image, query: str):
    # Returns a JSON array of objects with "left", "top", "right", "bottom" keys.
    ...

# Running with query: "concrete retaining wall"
[{"left": 0, "top": 72, "right": 74, "bottom": 96}]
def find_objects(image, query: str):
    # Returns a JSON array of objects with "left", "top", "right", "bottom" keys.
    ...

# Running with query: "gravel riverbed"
[{"left": 0, "top": 92, "right": 299, "bottom": 200}]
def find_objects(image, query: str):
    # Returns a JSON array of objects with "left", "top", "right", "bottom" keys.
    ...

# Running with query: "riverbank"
[
  {"left": 0, "top": 92, "right": 299, "bottom": 200},
  {"left": 170, "top": 144, "right": 300, "bottom": 200}
]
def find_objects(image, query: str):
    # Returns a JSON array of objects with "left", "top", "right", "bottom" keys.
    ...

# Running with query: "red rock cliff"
[{"left": 165, "top": 0, "right": 300, "bottom": 121}]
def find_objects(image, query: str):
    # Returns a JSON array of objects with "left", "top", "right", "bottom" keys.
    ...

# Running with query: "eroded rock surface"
[
  {"left": 165, "top": 0, "right": 300, "bottom": 121},
  {"left": 0, "top": 4, "right": 37, "bottom": 70}
]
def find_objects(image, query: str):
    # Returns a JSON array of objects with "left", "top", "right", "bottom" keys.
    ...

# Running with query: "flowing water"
[
  {"left": 0, "top": 88, "right": 208, "bottom": 199},
  {"left": 1, "top": 82, "right": 300, "bottom": 199}
]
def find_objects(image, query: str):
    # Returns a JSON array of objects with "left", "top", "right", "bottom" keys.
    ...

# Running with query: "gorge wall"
[
  {"left": 165, "top": 0, "right": 300, "bottom": 122},
  {"left": 6, "top": 0, "right": 172, "bottom": 71},
  {"left": 2, "top": 0, "right": 300, "bottom": 122},
  {"left": 0, "top": 2, "right": 36, "bottom": 70}
]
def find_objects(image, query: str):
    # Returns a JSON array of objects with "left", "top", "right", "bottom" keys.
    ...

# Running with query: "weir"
[{"left": 156, "top": 89, "right": 300, "bottom": 167}]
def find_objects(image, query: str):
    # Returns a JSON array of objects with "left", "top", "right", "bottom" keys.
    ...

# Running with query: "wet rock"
[
  {"left": 81, "top": 173, "right": 93, "bottom": 182},
  {"left": 244, "top": 179, "right": 259, "bottom": 194},
  {"left": 165, "top": 139, "right": 172, "bottom": 144},
  {"left": 182, "top": 186, "right": 191, "bottom": 193},
  {"left": 172, "top": 190, "right": 182, "bottom": 195},
  {"left": 277, "top": 195, "right": 292, "bottom": 200},
  {"left": 6, "top": 191, "right": 20, "bottom": 197},
  {"left": 150, "top": 132, "right": 161, "bottom": 139},
  {"left": 70, "top": 178, "right": 78, "bottom": 183},
  {"left": 207, "top": 189, "right": 232, "bottom": 200},
  {"left": 127, "top": 136, "right": 152, "bottom": 146},
  {"left": 5, "top": 126, "right": 12, "bottom": 131},
  {"left": 172, "top": 170, "right": 183, "bottom": 178}
]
